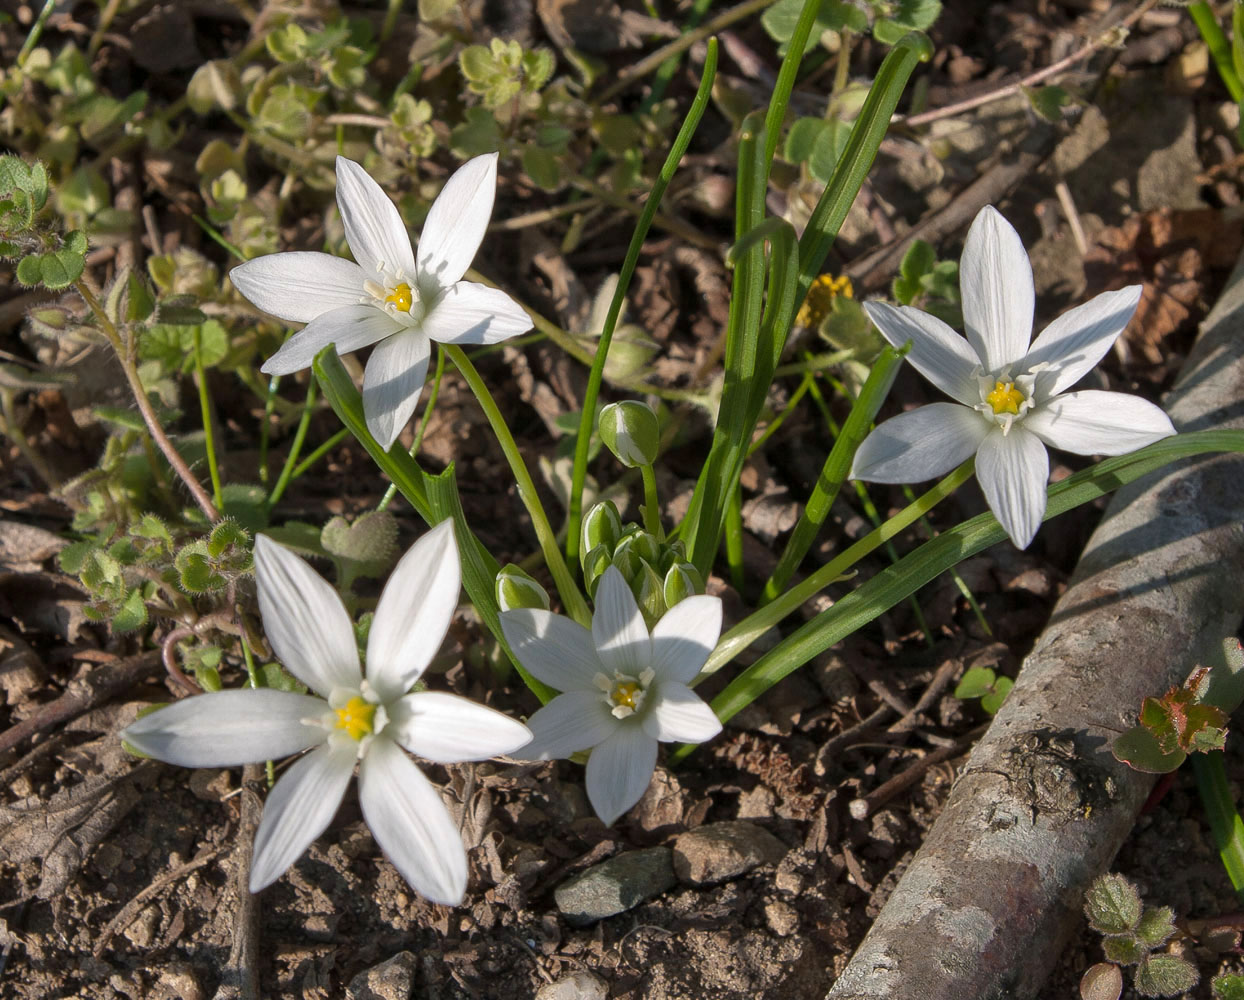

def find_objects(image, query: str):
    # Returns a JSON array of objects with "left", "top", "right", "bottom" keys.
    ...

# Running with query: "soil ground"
[{"left": 2, "top": 2, "right": 1244, "bottom": 998}]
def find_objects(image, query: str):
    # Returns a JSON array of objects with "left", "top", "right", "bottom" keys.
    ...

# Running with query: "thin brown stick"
[
  {"left": 0, "top": 649, "right": 162, "bottom": 755},
  {"left": 848, "top": 724, "right": 986, "bottom": 820},
  {"left": 75, "top": 281, "right": 220, "bottom": 522},
  {"left": 93, "top": 844, "right": 223, "bottom": 956},
  {"left": 895, "top": 0, "right": 1161, "bottom": 128},
  {"left": 595, "top": 0, "right": 774, "bottom": 103}
]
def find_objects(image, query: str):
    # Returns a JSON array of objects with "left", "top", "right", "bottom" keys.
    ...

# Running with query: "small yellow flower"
[{"left": 796, "top": 273, "right": 854, "bottom": 328}]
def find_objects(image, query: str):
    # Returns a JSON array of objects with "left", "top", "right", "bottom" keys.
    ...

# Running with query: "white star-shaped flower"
[
  {"left": 230, "top": 154, "right": 532, "bottom": 449},
  {"left": 122, "top": 521, "right": 531, "bottom": 902},
  {"left": 500, "top": 567, "right": 723, "bottom": 826},
  {"left": 851, "top": 205, "right": 1176, "bottom": 548}
]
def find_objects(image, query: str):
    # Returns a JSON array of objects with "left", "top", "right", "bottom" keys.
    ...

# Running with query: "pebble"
[
  {"left": 345, "top": 950, "right": 417, "bottom": 1000},
  {"left": 148, "top": 963, "right": 204, "bottom": 1000},
  {"left": 188, "top": 768, "right": 232, "bottom": 802},
  {"left": 554, "top": 847, "right": 676, "bottom": 925},
  {"left": 672, "top": 821, "right": 788, "bottom": 886},
  {"left": 765, "top": 900, "right": 799, "bottom": 937},
  {"left": 535, "top": 970, "right": 609, "bottom": 1000}
]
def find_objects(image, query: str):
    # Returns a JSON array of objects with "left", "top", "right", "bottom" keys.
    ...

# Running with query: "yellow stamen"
[
  {"left": 796, "top": 273, "right": 854, "bottom": 328},
  {"left": 334, "top": 696, "right": 376, "bottom": 741},
  {"left": 385, "top": 283, "right": 413, "bottom": 313},
  {"left": 986, "top": 381, "right": 1025, "bottom": 416},
  {"left": 610, "top": 682, "right": 641, "bottom": 710}
]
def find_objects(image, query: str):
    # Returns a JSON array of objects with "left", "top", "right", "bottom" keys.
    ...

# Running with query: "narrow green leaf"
[
  {"left": 687, "top": 429, "right": 1244, "bottom": 741},
  {"left": 312, "top": 346, "right": 555, "bottom": 703},
  {"left": 565, "top": 39, "right": 717, "bottom": 568}
]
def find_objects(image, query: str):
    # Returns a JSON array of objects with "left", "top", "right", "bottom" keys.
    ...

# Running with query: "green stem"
[
  {"left": 193, "top": 325, "right": 224, "bottom": 510},
  {"left": 258, "top": 374, "right": 280, "bottom": 485},
  {"left": 761, "top": 345, "right": 906, "bottom": 602},
  {"left": 379, "top": 347, "right": 445, "bottom": 512},
  {"left": 75, "top": 281, "right": 220, "bottom": 522},
  {"left": 265, "top": 378, "right": 317, "bottom": 514},
  {"left": 1188, "top": 2, "right": 1244, "bottom": 103},
  {"left": 17, "top": 0, "right": 56, "bottom": 67},
  {"left": 725, "top": 485, "right": 745, "bottom": 592},
  {"left": 701, "top": 458, "right": 975, "bottom": 679},
  {"left": 1193, "top": 752, "right": 1244, "bottom": 902},
  {"left": 289, "top": 427, "right": 349, "bottom": 481},
  {"left": 640, "top": 463, "right": 662, "bottom": 541},
  {"left": 565, "top": 40, "right": 718, "bottom": 569},
  {"left": 444, "top": 344, "right": 591, "bottom": 626}
]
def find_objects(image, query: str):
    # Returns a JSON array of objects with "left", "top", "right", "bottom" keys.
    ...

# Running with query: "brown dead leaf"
[{"left": 1084, "top": 208, "right": 1242, "bottom": 371}]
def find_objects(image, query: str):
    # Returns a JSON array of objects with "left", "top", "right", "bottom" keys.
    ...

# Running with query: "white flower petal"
[
  {"left": 642, "top": 681, "right": 722, "bottom": 743},
  {"left": 516, "top": 690, "right": 618, "bottom": 760},
  {"left": 260, "top": 304, "right": 403, "bottom": 377},
  {"left": 254, "top": 535, "right": 361, "bottom": 696},
  {"left": 366, "top": 520, "right": 459, "bottom": 702},
  {"left": 585, "top": 725, "right": 658, "bottom": 826},
  {"left": 851, "top": 403, "right": 989, "bottom": 483},
  {"left": 1019, "top": 286, "right": 1143, "bottom": 397},
  {"left": 960, "top": 206, "right": 1034, "bottom": 372},
  {"left": 1024, "top": 391, "right": 1175, "bottom": 455},
  {"left": 975, "top": 426, "right": 1050, "bottom": 549},
  {"left": 361, "top": 329, "right": 431, "bottom": 451},
  {"left": 650, "top": 596, "right": 722, "bottom": 684},
  {"left": 335, "top": 156, "right": 416, "bottom": 279},
  {"left": 389, "top": 691, "right": 531, "bottom": 763},
  {"left": 863, "top": 301, "right": 981, "bottom": 404},
  {"left": 420, "top": 282, "right": 533, "bottom": 345},
  {"left": 416, "top": 153, "right": 498, "bottom": 294},
  {"left": 592, "top": 567, "right": 652, "bottom": 677},
  {"left": 122, "top": 689, "right": 327, "bottom": 767},
  {"left": 500, "top": 609, "right": 601, "bottom": 691},
  {"left": 358, "top": 737, "right": 468, "bottom": 905},
  {"left": 249, "top": 742, "right": 356, "bottom": 891},
  {"left": 230, "top": 252, "right": 366, "bottom": 324}
]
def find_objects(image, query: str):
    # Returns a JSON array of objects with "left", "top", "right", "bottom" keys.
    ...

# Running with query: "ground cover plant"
[{"left": 2, "top": 0, "right": 1244, "bottom": 997}]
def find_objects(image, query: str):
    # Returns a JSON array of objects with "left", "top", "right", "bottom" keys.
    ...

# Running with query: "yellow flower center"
[
  {"left": 385, "top": 282, "right": 413, "bottom": 313},
  {"left": 986, "top": 381, "right": 1025, "bottom": 416},
  {"left": 610, "top": 681, "right": 642, "bottom": 710},
  {"left": 334, "top": 696, "right": 376, "bottom": 741}
]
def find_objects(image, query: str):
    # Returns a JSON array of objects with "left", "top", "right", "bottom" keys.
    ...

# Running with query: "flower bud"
[
  {"left": 582, "top": 544, "right": 612, "bottom": 599},
  {"left": 580, "top": 499, "right": 622, "bottom": 566},
  {"left": 658, "top": 539, "right": 688, "bottom": 573},
  {"left": 599, "top": 400, "right": 660, "bottom": 468},
  {"left": 495, "top": 563, "right": 550, "bottom": 612},
  {"left": 631, "top": 562, "right": 666, "bottom": 629},
  {"left": 663, "top": 562, "right": 703, "bottom": 608},
  {"left": 611, "top": 536, "right": 642, "bottom": 582},
  {"left": 628, "top": 529, "right": 661, "bottom": 566}
]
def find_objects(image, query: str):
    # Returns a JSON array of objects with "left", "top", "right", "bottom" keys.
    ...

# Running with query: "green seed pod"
[
  {"left": 599, "top": 400, "right": 660, "bottom": 468},
  {"left": 495, "top": 563, "right": 550, "bottom": 612},
  {"left": 582, "top": 544, "right": 612, "bottom": 599},
  {"left": 663, "top": 562, "right": 703, "bottom": 608},
  {"left": 580, "top": 499, "right": 622, "bottom": 566}
]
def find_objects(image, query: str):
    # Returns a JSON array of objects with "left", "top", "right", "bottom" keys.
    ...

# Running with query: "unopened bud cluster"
[{"left": 579, "top": 500, "right": 704, "bottom": 627}]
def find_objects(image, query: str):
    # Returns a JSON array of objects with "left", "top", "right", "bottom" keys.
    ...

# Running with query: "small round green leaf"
[
  {"left": 1084, "top": 874, "right": 1143, "bottom": 935},
  {"left": 1134, "top": 954, "right": 1198, "bottom": 998}
]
